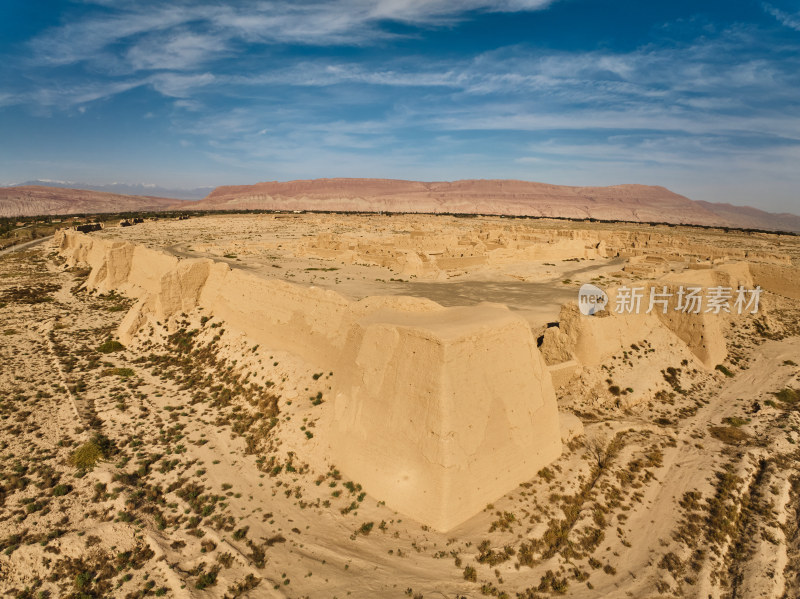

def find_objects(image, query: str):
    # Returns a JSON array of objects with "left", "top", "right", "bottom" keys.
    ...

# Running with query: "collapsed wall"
[
  {"left": 541, "top": 283, "right": 727, "bottom": 374},
  {"left": 540, "top": 258, "right": 795, "bottom": 395},
  {"left": 56, "top": 230, "right": 562, "bottom": 531},
  {"left": 300, "top": 227, "right": 606, "bottom": 278}
]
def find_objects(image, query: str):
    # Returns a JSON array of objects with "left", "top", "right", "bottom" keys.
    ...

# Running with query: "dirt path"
[{"left": 0, "top": 234, "right": 52, "bottom": 256}]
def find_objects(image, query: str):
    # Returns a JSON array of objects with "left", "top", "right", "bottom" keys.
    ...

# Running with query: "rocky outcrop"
[{"left": 56, "top": 230, "right": 562, "bottom": 531}]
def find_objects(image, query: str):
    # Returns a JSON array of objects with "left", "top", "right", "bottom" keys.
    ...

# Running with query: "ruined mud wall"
[
  {"left": 749, "top": 263, "right": 800, "bottom": 300},
  {"left": 300, "top": 228, "right": 605, "bottom": 277},
  {"left": 541, "top": 283, "right": 727, "bottom": 373},
  {"left": 540, "top": 258, "right": 798, "bottom": 379},
  {"left": 333, "top": 305, "right": 561, "bottom": 530},
  {"left": 56, "top": 230, "right": 562, "bottom": 531}
]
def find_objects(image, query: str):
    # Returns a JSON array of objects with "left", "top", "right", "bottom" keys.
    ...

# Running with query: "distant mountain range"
[
  {"left": 1, "top": 178, "right": 798, "bottom": 233},
  {"left": 10, "top": 180, "right": 212, "bottom": 201},
  {"left": 0, "top": 186, "right": 181, "bottom": 217},
  {"left": 195, "top": 178, "right": 800, "bottom": 233}
]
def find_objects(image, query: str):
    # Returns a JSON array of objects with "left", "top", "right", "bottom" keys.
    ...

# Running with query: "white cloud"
[
  {"left": 764, "top": 3, "right": 800, "bottom": 31},
  {"left": 28, "top": 1, "right": 557, "bottom": 73},
  {"left": 126, "top": 31, "right": 229, "bottom": 72},
  {"left": 148, "top": 72, "right": 216, "bottom": 97},
  {"left": 7, "top": 0, "right": 800, "bottom": 212},
  {"left": 28, "top": 79, "right": 145, "bottom": 108}
]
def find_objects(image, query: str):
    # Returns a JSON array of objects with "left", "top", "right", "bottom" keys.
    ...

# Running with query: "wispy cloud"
[
  {"left": 4, "top": 0, "right": 800, "bottom": 212},
  {"left": 764, "top": 3, "right": 800, "bottom": 31},
  {"left": 148, "top": 73, "right": 216, "bottom": 98},
  {"left": 27, "top": 1, "right": 556, "bottom": 73},
  {"left": 27, "top": 79, "right": 145, "bottom": 110}
]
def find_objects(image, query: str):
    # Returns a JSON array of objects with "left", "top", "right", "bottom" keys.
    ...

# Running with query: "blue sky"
[{"left": 1, "top": 0, "right": 799, "bottom": 212}]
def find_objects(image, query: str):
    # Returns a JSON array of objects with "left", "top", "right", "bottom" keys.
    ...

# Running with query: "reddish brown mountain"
[
  {"left": 3, "top": 179, "right": 798, "bottom": 233},
  {"left": 195, "top": 178, "right": 800, "bottom": 233},
  {"left": 0, "top": 186, "right": 181, "bottom": 217}
]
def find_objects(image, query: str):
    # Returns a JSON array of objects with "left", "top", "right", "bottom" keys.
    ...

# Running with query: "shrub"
[
  {"left": 537, "top": 467, "right": 555, "bottom": 482},
  {"left": 538, "top": 570, "right": 569, "bottom": 593},
  {"left": 69, "top": 433, "right": 114, "bottom": 469},
  {"left": 774, "top": 388, "right": 799, "bottom": 404},
  {"left": 70, "top": 442, "right": 103, "bottom": 469},
  {"left": 97, "top": 340, "right": 124, "bottom": 354},
  {"left": 101, "top": 367, "right": 135, "bottom": 378},
  {"left": 715, "top": 364, "right": 734, "bottom": 377},
  {"left": 52, "top": 484, "right": 72, "bottom": 497},
  {"left": 195, "top": 566, "right": 220, "bottom": 590},
  {"left": 74, "top": 571, "right": 93, "bottom": 590},
  {"left": 710, "top": 426, "right": 750, "bottom": 445},
  {"left": 463, "top": 565, "right": 477, "bottom": 582}
]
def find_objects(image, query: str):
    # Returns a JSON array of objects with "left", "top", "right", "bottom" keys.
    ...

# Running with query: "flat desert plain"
[{"left": 1, "top": 213, "right": 800, "bottom": 599}]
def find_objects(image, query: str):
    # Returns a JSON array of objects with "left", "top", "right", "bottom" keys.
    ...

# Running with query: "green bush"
[
  {"left": 74, "top": 571, "right": 93, "bottom": 590},
  {"left": 715, "top": 364, "right": 734, "bottom": 377},
  {"left": 69, "top": 433, "right": 114, "bottom": 469},
  {"left": 710, "top": 426, "right": 750, "bottom": 445},
  {"left": 52, "top": 484, "right": 72, "bottom": 497},
  {"left": 195, "top": 566, "right": 219, "bottom": 590},
  {"left": 774, "top": 388, "right": 799, "bottom": 404},
  {"left": 100, "top": 367, "right": 134, "bottom": 378},
  {"left": 97, "top": 340, "right": 124, "bottom": 353}
]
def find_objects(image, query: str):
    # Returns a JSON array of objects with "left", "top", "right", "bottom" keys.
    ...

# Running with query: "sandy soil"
[{"left": 1, "top": 214, "right": 799, "bottom": 598}]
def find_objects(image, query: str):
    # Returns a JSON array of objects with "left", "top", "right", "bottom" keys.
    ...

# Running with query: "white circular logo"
[{"left": 578, "top": 283, "right": 608, "bottom": 315}]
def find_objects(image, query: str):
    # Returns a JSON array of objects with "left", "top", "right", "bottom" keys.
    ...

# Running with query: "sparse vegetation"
[
  {"left": 715, "top": 364, "right": 734, "bottom": 377},
  {"left": 69, "top": 434, "right": 115, "bottom": 469},
  {"left": 709, "top": 426, "right": 750, "bottom": 445},
  {"left": 97, "top": 339, "right": 124, "bottom": 353}
]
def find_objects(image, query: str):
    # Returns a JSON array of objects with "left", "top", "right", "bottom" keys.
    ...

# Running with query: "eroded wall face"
[
  {"left": 750, "top": 263, "right": 800, "bottom": 300},
  {"left": 56, "top": 230, "right": 564, "bottom": 532},
  {"left": 331, "top": 309, "right": 562, "bottom": 531}
]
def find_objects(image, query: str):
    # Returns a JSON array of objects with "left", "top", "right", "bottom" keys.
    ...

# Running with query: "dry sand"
[{"left": 1, "top": 213, "right": 799, "bottom": 598}]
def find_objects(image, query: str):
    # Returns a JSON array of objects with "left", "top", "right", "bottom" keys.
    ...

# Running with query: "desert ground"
[{"left": 1, "top": 213, "right": 800, "bottom": 599}]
